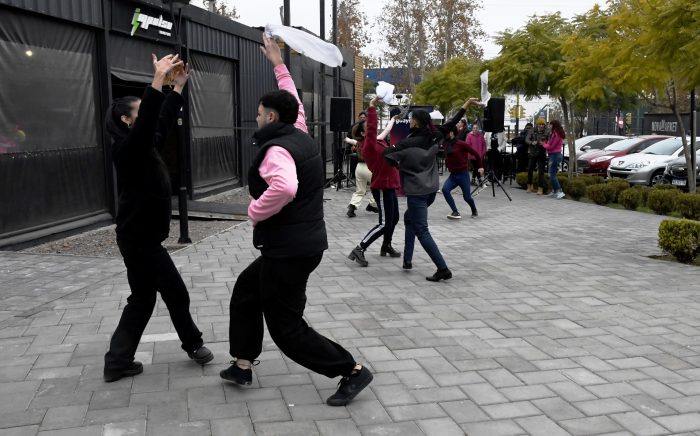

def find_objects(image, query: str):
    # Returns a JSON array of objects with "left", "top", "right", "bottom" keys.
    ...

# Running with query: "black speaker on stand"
[
  {"left": 483, "top": 97, "right": 505, "bottom": 133},
  {"left": 326, "top": 97, "right": 353, "bottom": 190}
]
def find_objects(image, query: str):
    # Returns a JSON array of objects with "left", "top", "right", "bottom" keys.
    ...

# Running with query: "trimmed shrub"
[
  {"left": 586, "top": 183, "right": 616, "bottom": 205},
  {"left": 658, "top": 219, "right": 700, "bottom": 263},
  {"left": 652, "top": 183, "right": 678, "bottom": 190},
  {"left": 565, "top": 178, "right": 587, "bottom": 200},
  {"left": 556, "top": 173, "right": 569, "bottom": 191},
  {"left": 577, "top": 175, "right": 605, "bottom": 186},
  {"left": 676, "top": 193, "right": 700, "bottom": 221},
  {"left": 647, "top": 188, "right": 682, "bottom": 215},
  {"left": 632, "top": 185, "right": 651, "bottom": 207},
  {"left": 515, "top": 172, "right": 528, "bottom": 188},
  {"left": 606, "top": 179, "right": 631, "bottom": 202},
  {"left": 618, "top": 188, "right": 642, "bottom": 210}
]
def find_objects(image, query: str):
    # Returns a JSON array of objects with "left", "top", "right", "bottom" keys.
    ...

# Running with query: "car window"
[
  {"left": 604, "top": 138, "right": 639, "bottom": 151},
  {"left": 587, "top": 139, "right": 611, "bottom": 150},
  {"left": 642, "top": 138, "right": 683, "bottom": 155},
  {"left": 637, "top": 138, "right": 666, "bottom": 152}
]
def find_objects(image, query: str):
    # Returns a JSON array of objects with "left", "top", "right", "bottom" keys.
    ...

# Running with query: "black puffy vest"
[{"left": 248, "top": 123, "right": 328, "bottom": 258}]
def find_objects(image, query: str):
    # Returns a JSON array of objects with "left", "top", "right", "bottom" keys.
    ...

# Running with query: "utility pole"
[
  {"left": 208, "top": 0, "right": 215, "bottom": 12},
  {"left": 320, "top": 0, "right": 327, "bottom": 181},
  {"left": 283, "top": 0, "right": 290, "bottom": 66}
]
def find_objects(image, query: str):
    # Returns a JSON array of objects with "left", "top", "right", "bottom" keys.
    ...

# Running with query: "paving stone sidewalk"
[{"left": 2, "top": 182, "right": 700, "bottom": 436}]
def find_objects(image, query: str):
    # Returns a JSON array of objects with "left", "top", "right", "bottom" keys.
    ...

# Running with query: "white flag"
[
  {"left": 265, "top": 24, "right": 344, "bottom": 68},
  {"left": 480, "top": 70, "right": 491, "bottom": 105},
  {"left": 375, "top": 81, "right": 395, "bottom": 104}
]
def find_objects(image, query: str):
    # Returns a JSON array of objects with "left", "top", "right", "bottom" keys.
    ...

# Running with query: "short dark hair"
[
  {"left": 259, "top": 90, "right": 299, "bottom": 124},
  {"left": 411, "top": 110, "right": 431, "bottom": 128},
  {"left": 352, "top": 120, "right": 366, "bottom": 140},
  {"left": 359, "top": 111, "right": 366, "bottom": 117},
  {"left": 106, "top": 96, "right": 139, "bottom": 141}
]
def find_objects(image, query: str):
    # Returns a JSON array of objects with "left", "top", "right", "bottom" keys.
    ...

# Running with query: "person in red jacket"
[
  {"left": 442, "top": 125, "right": 485, "bottom": 219},
  {"left": 348, "top": 96, "right": 402, "bottom": 267},
  {"left": 466, "top": 124, "right": 487, "bottom": 185}
]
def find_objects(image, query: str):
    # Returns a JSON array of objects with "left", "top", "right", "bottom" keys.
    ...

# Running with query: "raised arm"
[
  {"left": 261, "top": 33, "right": 307, "bottom": 133},
  {"left": 377, "top": 115, "right": 398, "bottom": 141}
]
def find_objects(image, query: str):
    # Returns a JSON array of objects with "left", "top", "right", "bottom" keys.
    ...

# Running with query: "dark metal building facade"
[{"left": 0, "top": 0, "right": 357, "bottom": 246}]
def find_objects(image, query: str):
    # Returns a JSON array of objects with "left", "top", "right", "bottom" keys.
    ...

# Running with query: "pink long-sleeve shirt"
[{"left": 247, "top": 64, "right": 307, "bottom": 225}]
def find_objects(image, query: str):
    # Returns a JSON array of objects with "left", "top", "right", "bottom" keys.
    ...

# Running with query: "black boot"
[
  {"left": 104, "top": 361, "right": 143, "bottom": 383},
  {"left": 348, "top": 245, "right": 368, "bottom": 267},
  {"left": 380, "top": 243, "right": 401, "bottom": 258},
  {"left": 347, "top": 204, "right": 356, "bottom": 218},
  {"left": 426, "top": 268, "right": 452, "bottom": 282},
  {"left": 366, "top": 204, "right": 379, "bottom": 213}
]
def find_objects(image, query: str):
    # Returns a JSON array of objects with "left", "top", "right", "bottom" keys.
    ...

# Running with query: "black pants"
[
  {"left": 105, "top": 239, "right": 203, "bottom": 370},
  {"left": 527, "top": 153, "right": 546, "bottom": 188},
  {"left": 229, "top": 254, "right": 356, "bottom": 378},
  {"left": 360, "top": 188, "right": 399, "bottom": 250}
]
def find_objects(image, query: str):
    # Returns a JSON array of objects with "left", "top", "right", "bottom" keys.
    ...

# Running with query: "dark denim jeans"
[
  {"left": 404, "top": 193, "right": 447, "bottom": 270},
  {"left": 548, "top": 152, "right": 563, "bottom": 191},
  {"left": 442, "top": 170, "right": 477, "bottom": 214}
]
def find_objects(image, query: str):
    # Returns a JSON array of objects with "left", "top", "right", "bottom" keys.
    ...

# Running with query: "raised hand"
[
  {"left": 260, "top": 33, "right": 284, "bottom": 67},
  {"left": 462, "top": 97, "right": 480, "bottom": 109},
  {"left": 369, "top": 96, "right": 379, "bottom": 107},
  {"left": 152, "top": 53, "right": 182, "bottom": 76},
  {"left": 172, "top": 63, "right": 193, "bottom": 89}
]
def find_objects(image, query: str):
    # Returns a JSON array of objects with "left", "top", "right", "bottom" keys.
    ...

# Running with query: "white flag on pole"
[{"left": 480, "top": 70, "right": 491, "bottom": 105}]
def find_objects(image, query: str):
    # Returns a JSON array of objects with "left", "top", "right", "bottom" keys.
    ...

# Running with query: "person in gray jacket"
[{"left": 382, "top": 102, "right": 475, "bottom": 282}]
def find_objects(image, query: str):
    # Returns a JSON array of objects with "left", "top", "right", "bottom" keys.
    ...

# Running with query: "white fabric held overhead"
[
  {"left": 265, "top": 23, "right": 344, "bottom": 68},
  {"left": 480, "top": 70, "right": 491, "bottom": 105},
  {"left": 375, "top": 81, "right": 395, "bottom": 104}
]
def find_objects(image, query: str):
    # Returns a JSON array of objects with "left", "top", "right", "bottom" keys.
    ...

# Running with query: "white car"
[
  {"left": 607, "top": 137, "right": 686, "bottom": 186},
  {"left": 561, "top": 135, "right": 626, "bottom": 172}
]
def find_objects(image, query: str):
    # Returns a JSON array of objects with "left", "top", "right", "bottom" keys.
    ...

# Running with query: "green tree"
[
  {"left": 203, "top": 0, "right": 239, "bottom": 19},
  {"left": 488, "top": 13, "right": 580, "bottom": 175},
  {"left": 579, "top": 0, "right": 698, "bottom": 191},
  {"left": 413, "top": 57, "right": 483, "bottom": 114}
]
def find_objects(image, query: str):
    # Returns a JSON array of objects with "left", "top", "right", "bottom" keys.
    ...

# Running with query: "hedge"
[
  {"left": 647, "top": 188, "right": 682, "bottom": 215},
  {"left": 586, "top": 184, "right": 616, "bottom": 205},
  {"left": 676, "top": 193, "right": 700, "bottom": 221},
  {"left": 658, "top": 219, "right": 700, "bottom": 263}
]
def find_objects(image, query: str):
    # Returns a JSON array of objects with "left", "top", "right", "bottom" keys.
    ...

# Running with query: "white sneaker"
[{"left": 556, "top": 191, "right": 565, "bottom": 199}]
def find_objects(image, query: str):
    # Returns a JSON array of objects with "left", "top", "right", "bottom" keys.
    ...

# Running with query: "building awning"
[{"left": 111, "top": 67, "right": 152, "bottom": 83}]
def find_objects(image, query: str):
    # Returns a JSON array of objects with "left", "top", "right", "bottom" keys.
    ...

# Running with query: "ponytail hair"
[{"left": 105, "top": 96, "right": 139, "bottom": 142}]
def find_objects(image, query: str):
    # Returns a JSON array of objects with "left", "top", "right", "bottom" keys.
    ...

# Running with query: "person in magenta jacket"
[
  {"left": 544, "top": 119, "right": 566, "bottom": 199},
  {"left": 466, "top": 124, "right": 487, "bottom": 185},
  {"left": 348, "top": 96, "right": 402, "bottom": 267}
]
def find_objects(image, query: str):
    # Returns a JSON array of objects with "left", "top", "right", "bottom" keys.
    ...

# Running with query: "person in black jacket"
[
  {"left": 103, "top": 54, "right": 213, "bottom": 383},
  {"left": 384, "top": 98, "right": 480, "bottom": 282}
]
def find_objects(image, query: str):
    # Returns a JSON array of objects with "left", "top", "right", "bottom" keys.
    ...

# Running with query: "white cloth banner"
[
  {"left": 480, "top": 70, "right": 491, "bottom": 105},
  {"left": 265, "top": 23, "right": 344, "bottom": 68}
]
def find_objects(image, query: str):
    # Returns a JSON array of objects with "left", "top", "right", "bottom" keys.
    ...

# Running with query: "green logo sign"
[{"left": 130, "top": 8, "right": 173, "bottom": 37}]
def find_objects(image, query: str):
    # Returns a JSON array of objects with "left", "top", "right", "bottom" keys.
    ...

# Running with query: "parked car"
[
  {"left": 561, "top": 135, "right": 626, "bottom": 172},
  {"left": 607, "top": 136, "right": 686, "bottom": 186},
  {"left": 662, "top": 150, "right": 700, "bottom": 191},
  {"left": 577, "top": 135, "right": 671, "bottom": 177}
]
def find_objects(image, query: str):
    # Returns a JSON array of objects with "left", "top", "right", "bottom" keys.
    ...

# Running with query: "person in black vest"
[
  {"left": 103, "top": 54, "right": 213, "bottom": 383},
  {"left": 220, "top": 34, "right": 372, "bottom": 407}
]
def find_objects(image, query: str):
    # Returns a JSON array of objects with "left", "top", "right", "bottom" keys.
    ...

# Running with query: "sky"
[
  {"left": 190, "top": 0, "right": 605, "bottom": 120},
  {"left": 191, "top": 0, "right": 605, "bottom": 59}
]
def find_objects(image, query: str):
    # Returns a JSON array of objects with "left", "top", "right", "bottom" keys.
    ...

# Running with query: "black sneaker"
[
  {"left": 426, "top": 268, "right": 452, "bottom": 282},
  {"left": 326, "top": 366, "right": 373, "bottom": 406},
  {"left": 348, "top": 246, "right": 368, "bottom": 267},
  {"left": 447, "top": 211, "right": 461, "bottom": 220},
  {"left": 188, "top": 346, "right": 214, "bottom": 365},
  {"left": 220, "top": 361, "right": 253, "bottom": 386},
  {"left": 380, "top": 243, "right": 401, "bottom": 258},
  {"left": 346, "top": 205, "right": 356, "bottom": 218},
  {"left": 104, "top": 361, "right": 143, "bottom": 383},
  {"left": 402, "top": 261, "right": 412, "bottom": 270},
  {"left": 471, "top": 210, "right": 478, "bottom": 218},
  {"left": 366, "top": 204, "right": 379, "bottom": 213}
]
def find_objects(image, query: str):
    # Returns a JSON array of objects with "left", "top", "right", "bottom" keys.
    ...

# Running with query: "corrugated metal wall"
[
  {"left": 0, "top": 0, "right": 102, "bottom": 27},
  {"left": 238, "top": 37, "right": 276, "bottom": 184},
  {"left": 187, "top": 20, "right": 238, "bottom": 60}
]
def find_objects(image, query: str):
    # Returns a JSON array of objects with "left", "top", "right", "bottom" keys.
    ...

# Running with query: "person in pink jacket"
[
  {"left": 544, "top": 119, "right": 566, "bottom": 199},
  {"left": 466, "top": 123, "right": 487, "bottom": 185},
  {"left": 221, "top": 33, "right": 372, "bottom": 407}
]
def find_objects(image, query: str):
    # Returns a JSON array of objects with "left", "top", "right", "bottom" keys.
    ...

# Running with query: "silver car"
[{"left": 607, "top": 137, "right": 686, "bottom": 186}]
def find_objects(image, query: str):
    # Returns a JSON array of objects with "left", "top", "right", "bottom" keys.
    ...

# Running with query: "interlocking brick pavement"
[{"left": 2, "top": 181, "right": 700, "bottom": 435}]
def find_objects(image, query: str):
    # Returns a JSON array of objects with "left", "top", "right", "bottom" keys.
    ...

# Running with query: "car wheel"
[
  {"left": 560, "top": 158, "right": 569, "bottom": 173},
  {"left": 650, "top": 170, "right": 665, "bottom": 186}
]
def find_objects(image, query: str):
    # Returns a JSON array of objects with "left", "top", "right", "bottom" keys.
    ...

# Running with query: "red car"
[{"left": 576, "top": 135, "right": 671, "bottom": 177}]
